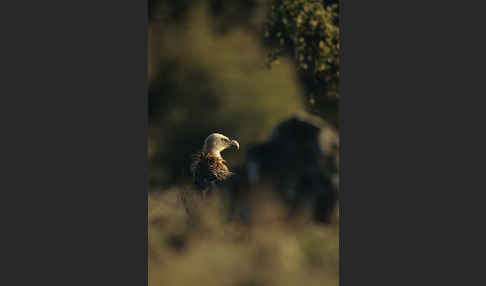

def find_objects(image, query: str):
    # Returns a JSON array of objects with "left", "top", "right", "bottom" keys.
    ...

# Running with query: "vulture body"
[
  {"left": 180, "top": 133, "right": 239, "bottom": 217},
  {"left": 190, "top": 152, "right": 233, "bottom": 192}
]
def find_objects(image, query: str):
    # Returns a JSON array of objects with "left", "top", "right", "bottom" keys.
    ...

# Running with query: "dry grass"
[{"left": 149, "top": 187, "right": 339, "bottom": 286}]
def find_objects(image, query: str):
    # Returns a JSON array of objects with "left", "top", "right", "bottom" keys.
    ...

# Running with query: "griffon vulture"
[{"left": 180, "top": 133, "right": 239, "bottom": 217}]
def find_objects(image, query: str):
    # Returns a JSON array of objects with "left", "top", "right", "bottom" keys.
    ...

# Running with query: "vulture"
[
  {"left": 191, "top": 133, "right": 240, "bottom": 192},
  {"left": 180, "top": 133, "right": 240, "bottom": 217}
]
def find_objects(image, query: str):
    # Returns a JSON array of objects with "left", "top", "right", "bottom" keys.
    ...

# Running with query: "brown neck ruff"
[{"left": 191, "top": 152, "right": 232, "bottom": 189}]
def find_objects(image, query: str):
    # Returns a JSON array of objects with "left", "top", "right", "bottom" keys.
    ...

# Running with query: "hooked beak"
[{"left": 230, "top": 139, "right": 240, "bottom": 150}]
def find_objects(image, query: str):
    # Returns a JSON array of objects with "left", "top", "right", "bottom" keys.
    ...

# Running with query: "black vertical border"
[
  {"left": 339, "top": 0, "right": 482, "bottom": 285},
  {"left": 1, "top": 0, "right": 148, "bottom": 285}
]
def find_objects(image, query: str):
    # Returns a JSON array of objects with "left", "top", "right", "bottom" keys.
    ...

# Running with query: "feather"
[
  {"left": 191, "top": 152, "right": 233, "bottom": 190},
  {"left": 181, "top": 133, "right": 239, "bottom": 218}
]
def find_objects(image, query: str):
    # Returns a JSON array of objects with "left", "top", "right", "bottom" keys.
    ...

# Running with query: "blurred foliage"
[
  {"left": 149, "top": 0, "right": 264, "bottom": 34},
  {"left": 149, "top": 189, "right": 339, "bottom": 286},
  {"left": 148, "top": 0, "right": 340, "bottom": 185},
  {"left": 148, "top": 3, "right": 339, "bottom": 284},
  {"left": 149, "top": 5, "right": 305, "bottom": 187},
  {"left": 263, "top": 0, "right": 340, "bottom": 125}
]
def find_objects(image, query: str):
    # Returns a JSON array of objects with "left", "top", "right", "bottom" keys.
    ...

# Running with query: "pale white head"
[{"left": 202, "top": 133, "right": 240, "bottom": 157}]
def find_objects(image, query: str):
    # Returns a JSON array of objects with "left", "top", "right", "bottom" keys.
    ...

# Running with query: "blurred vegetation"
[
  {"left": 149, "top": 0, "right": 263, "bottom": 33},
  {"left": 149, "top": 3, "right": 305, "bottom": 187},
  {"left": 149, "top": 0, "right": 340, "bottom": 126},
  {"left": 148, "top": 1, "right": 340, "bottom": 285},
  {"left": 263, "top": 0, "right": 340, "bottom": 124},
  {"left": 148, "top": 0, "right": 340, "bottom": 187},
  {"left": 149, "top": 189, "right": 339, "bottom": 286}
]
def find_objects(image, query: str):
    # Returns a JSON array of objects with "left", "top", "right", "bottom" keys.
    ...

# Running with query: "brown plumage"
[
  {"left": 180, "top": 133, "right": 240, "bottom": 217},
  {"left": 191, "top": 152, "right": 233, "bottom": 191}
]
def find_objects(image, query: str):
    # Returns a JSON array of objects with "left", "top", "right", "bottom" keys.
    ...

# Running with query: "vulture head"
[{"left": 202, "top": 133, "right": 240, "bottom": 157}]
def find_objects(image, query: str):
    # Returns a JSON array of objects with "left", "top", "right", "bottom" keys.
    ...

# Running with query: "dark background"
[{"left": 1, "top": 0, "right": 483, "bottom": 285}]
